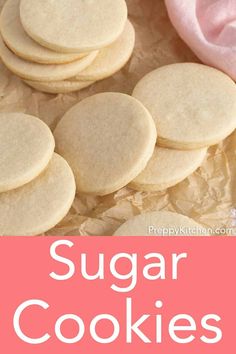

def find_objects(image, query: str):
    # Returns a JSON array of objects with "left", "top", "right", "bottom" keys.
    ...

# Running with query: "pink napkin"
[{"left": 165, "top": 0, "right": 236, "bottom": 80}]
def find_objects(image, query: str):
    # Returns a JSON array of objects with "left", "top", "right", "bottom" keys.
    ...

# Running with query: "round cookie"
[
  {"left": 20, "top": 0, "right": 128, "bottom": 53},
  {"left": 130, "top": 146, "right": 207, "bottom": 192},
  {"left": 0, "top": 112, "right": 55, "bottom": 193},
  {"left": 75, "top": 20, "right": 135, "bottom": 81},
  {"left": 24, "top": 79, "right": 95, "bottom": 94},
  {"left": 113, "top": 211, "right": 209, "bottom": 236},
  {"left": 0, "top": 0, "right": 89, "bottom": 64},
  {"left": 0, "top": 38, "right": 98, "bottom": 82},
  {"left": 54, "top": 93, "right": 157, "bottom": 195},
  {"left": 133, "top": 63, "right": 236, "bottom": 149},
  {"left": 0, "top": 153, "right": 76, "bottom": 236}
]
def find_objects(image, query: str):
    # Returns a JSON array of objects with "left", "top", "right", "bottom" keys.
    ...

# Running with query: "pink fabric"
[{"left": 165, "top": 0, "right": 236, "bottom": 80}]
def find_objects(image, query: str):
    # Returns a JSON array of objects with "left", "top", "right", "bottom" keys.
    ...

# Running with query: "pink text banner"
[{"left": 0, "top": 237, "right": 234, "bottom": 354}]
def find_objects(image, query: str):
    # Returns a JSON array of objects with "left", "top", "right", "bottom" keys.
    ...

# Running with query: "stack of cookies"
[
  {"left": 0, "top": 0, "right": 134, "bottom": 94},
  {"left": 0, "top": 112, "right": 76, "bottom": 236},
  {"left": 54, "top": 63, "right": 236, "bottom": 196},
  {"left": 130, "top": 62, "right": 236, "bottom": 192}
]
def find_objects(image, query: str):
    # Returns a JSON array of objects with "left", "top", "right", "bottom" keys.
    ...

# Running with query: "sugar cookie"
[
  {"left": 54, "top": 93, "right": 157, "bottom": 195},
  {"left": 130, "top": 146, "right": 207, "bottom": 191},
  {"left": 133, "top": 63, "right": 236, "bottom": 149},
  {"left": 75, "top": 21, "right": 135, "bottom": 81},
  {"left": 0, "top": 0, "right": 88, "bottom": 64},
  {"left": 0, "top": 112, "right": 55, "bottom": 193},
  {"left": 0, "top": 154, "right": 76, "bottom": 236},
  {"left": 0, "top": 38, "right": 98, "bottom": 82},
  {"left": 113, "top": 211, "right": 209, "bottom": 236},
  {"left": 20, "top": 0, "right": 127, "bottom": 53},
  {"left": 24, "top": 79, "right": 95, "bottom": 94}
]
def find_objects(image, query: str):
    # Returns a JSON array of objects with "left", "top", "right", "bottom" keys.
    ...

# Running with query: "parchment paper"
[{"left": 0, "top": 0, "right": 235, "bottom": 236}]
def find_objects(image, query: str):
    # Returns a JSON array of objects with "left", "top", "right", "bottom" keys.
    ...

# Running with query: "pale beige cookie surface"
[
  {"left": 0, "top": 38, "right": 98, "bottom": 82},
  {"left": 0, "top": 112, "right": 55, "bottom": 193},
  {"left": 20, "top": 0, "right": 128, "bottom": 53},
  {"left": 130, "top": 146, "right": 207, "bottom": 192},
  {"left": 0, "top": 0, "right": 88, "bottom": 64},
  {"left": 133, "top": 63, "right": 236, "bottom": 149},
  {"left": 75, "top": 20, "right": 135, "bottom": 81},
  {"left": 24, "top": 79, "right": 95, "bottom": 94},
  {"left": 0, "top": 154, "right": 76, "bottom": 236},
  {"left": 54, "top": 93, "right": 157, "bottom": 195},
  {"left": 113, "top": 211, "right": 209, "bottom": 236}
]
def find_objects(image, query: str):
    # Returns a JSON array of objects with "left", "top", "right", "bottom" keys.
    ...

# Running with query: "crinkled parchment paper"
[{"left": 0, "top": 0, "right": 235, "bottom": 235}]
